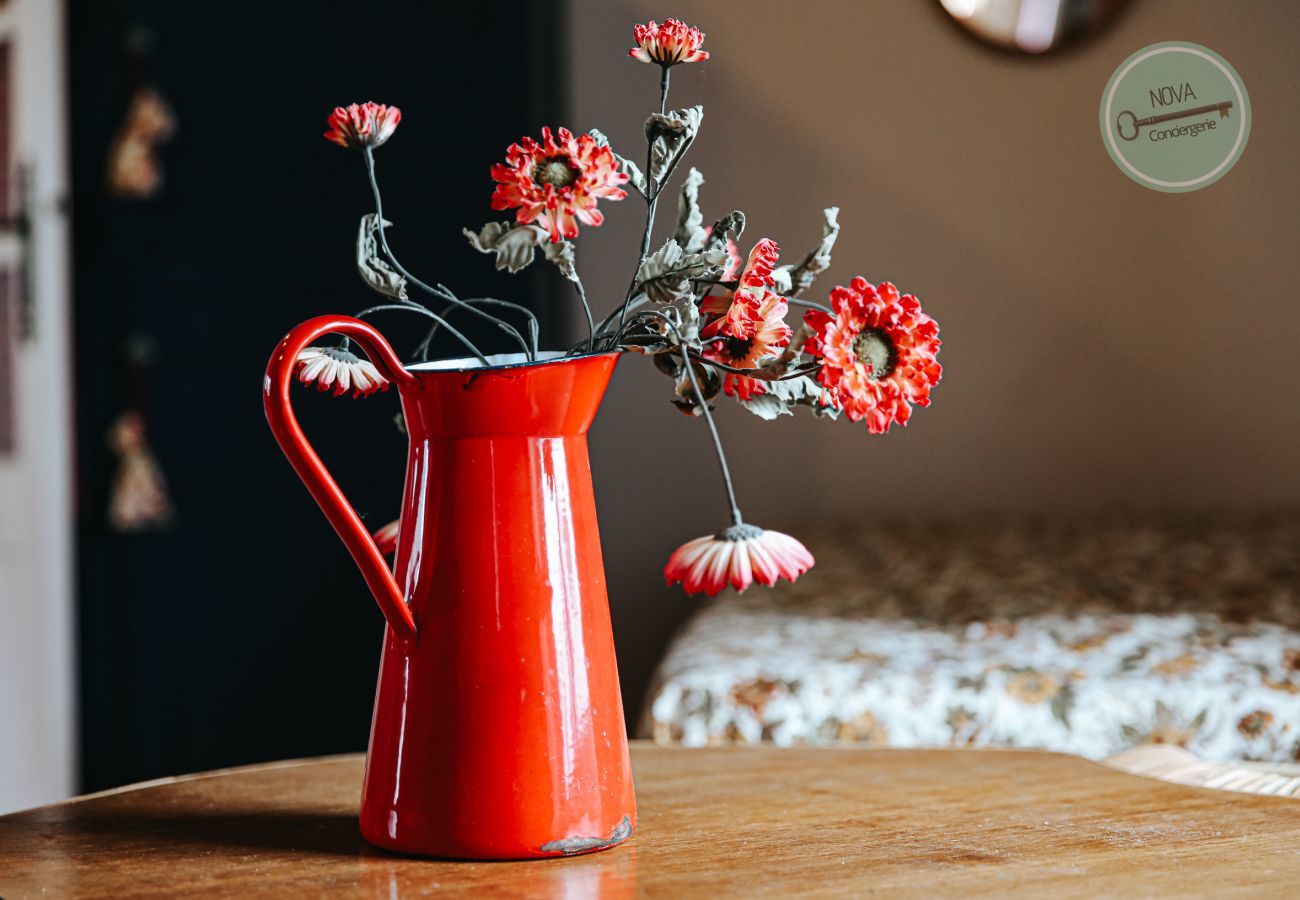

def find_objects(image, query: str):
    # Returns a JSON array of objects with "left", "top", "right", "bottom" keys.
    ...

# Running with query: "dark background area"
[{"left": 70, "top": 0, "right": 566, "bottom": 791}]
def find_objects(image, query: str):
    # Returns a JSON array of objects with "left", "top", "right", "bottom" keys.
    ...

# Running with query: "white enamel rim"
[{"left": 404, "top": 349, "right": 618, "bottom": 373}]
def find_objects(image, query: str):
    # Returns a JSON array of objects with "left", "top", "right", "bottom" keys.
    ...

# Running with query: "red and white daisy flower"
[
  {"left": 490, "top": 127, "right": 629, "bottom": 244},
  {"left": 296, "top": 346, "right": 388, "bottom": 398},
  {"left": 802, "top": 277, "right": 941, "bottom": 434},
  {"left": 699, "top": 239, "right": 792, "bottom": 400},
  {"left": 373, "top": 519, "right": 400, "bottom": 555},
  {"left": 323, "top": 101, "right": 402, "bottom": 150},
  {"left": 629, "top": 18, "right": 710, "bottom": 66},
  {"left": 664, "top": 523, "right": 814, "bottom": 597}
]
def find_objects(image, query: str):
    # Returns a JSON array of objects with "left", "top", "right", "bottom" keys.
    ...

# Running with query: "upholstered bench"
[{"left": 643, "top": 512, "right": 1300, "bottom": 764}]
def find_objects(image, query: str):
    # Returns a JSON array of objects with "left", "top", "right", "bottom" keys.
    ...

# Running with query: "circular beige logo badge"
[{"left": 1100, "top": 42, "right": 1251, "bottom": 193}]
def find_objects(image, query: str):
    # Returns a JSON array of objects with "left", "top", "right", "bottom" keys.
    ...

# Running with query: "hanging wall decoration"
[
  {"left": 105, "top": 409, "right": 173, "bottom": 532},
  {"left": 105, "top": 86, "right": 176, "bottom": 200},
  {"left": 106, "top": 335, "right": 174, "bottom": 533}
]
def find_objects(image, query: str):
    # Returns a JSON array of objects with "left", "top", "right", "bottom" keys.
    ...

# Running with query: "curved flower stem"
[
  {"left": 610, "top": 65, "right": 675, "bottom": 337},
  {"left": 412, "top": 285, "right": 539, "bottom": 360},
  {"left": 573, "top": 271, "right": 596, "bottom": 352},
  {"left": 425, "top": 282, "right": 539, "bottom": 360},
  {"left": 594, "top": 298, "right": 639, "bottom": 343},
  {"left": 784, "top": 296, "right": 834, "bottom": 315},
  {"left": 648, "top": 134, "right": 696, "bottom": 203},
  {"left": 413, "top": 295, "right": 541, "bottom": 361},
  {"left": 362, "top": 147, "right": 525, "bottom": 362},
  {"left": 680, "top": 340, "right": 744, "bottom": 528},
  {"left": 622, "top": 171, "right": 660, "bottom": 320},
  {"left": 597, "top": 296, "right": 828, "bottom": 352},
  {"left": 438, "top": 284, "right": 540, "bottom": 353},
  {"left": 349, "top": 303, "right": 490, "bottom": 366},
  {"left": 632, "top": 309, "right": 743, "bottom": 527},
  {"left": 594, "top": 260, "right": 701, "bottom": 341},
  {"left": 684, "top": 352, "right": 815, "bottom": 381},
  {"left": 348, "top": 299, "right": 487, "bottom": 367}
]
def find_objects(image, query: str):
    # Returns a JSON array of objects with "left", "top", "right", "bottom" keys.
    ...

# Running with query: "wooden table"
[{"left": 2, "top": 745, "right": 1297, "bottom": 897}]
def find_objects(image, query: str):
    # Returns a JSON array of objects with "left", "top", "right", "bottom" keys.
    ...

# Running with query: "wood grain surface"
[{"left": 1, "top": 745, "right": 1296, "bottom": 897}]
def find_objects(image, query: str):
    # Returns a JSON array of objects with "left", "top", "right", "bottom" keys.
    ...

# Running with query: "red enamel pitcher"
[{"left": 264, "top": 315, "right": 635, "bottom": 859}]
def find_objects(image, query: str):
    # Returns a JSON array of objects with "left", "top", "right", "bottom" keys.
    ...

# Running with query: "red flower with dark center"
[
  {"left": 700, "top": 239, "right": 791, "bottom": 399},
  {"left": 701, "top": 292, "right": 792, "bottom": 400},
  {"left": 490, "top": 127, "right": 629, "bottom": 243},
  {"left": 629, "top": 18, "right": 710, "bottom": 66},
  {"left": 323, "top": 102, "right": 401, "bottom": 149},
  {"left": 803, "top": 277, "right": 941, "bottom": 433}
]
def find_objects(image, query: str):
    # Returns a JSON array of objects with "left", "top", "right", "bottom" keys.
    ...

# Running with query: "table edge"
[{"left": 9, "top": 744, "right": 1293, "bottom": 820}]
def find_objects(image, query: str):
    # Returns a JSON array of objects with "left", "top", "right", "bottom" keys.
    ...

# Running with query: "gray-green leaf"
[
  {"left": 356, "top": 215, "right": 408, "bottom": 300},
  {"left": 543, "top": 239, "right": 579, "bottom": 283},
  {"left": 645, "top": 106, "right": 703, "bottom": 185},
  {"left": 635, "top": 239, "right": 726, "bottom": 305},
  {"left": 772, "top": 207, "right": 841, "bottom": 297},
  {"left": 703, "top": 210, "right": 746, "bottom": 259},
  {"left": 463, "top": 221, "right": 546, "bottom": 274},
  {"left": 674, "top": 168, "right": 707, "bottom": 252},
  {"left": 587, "top": 128, "right": 646, "bottom": 196},
  {"left": 739, "top": 373, "right": 838, "bottom": 420},
  {"left": 738, "top": 392, "right": 793, "bottom": 420}
]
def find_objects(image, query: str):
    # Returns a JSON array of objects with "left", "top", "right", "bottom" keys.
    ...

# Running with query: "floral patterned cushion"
[{"left": 644, "top": 512, "right": 1300, "bottom": 763}]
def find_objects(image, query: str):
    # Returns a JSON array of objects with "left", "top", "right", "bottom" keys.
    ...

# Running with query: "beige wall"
[{"left": 569, "top": 0, "right": 1300, "bottom": 718}]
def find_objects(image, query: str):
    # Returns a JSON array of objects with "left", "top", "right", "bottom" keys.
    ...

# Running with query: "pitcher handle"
[{"left": 263, "top": 315, "right": 418, "bottom": 640}]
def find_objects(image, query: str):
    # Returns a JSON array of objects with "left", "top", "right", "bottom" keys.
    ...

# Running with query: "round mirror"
[{"left": 939, "top": 0, "right": 1132, "bottom": 54}]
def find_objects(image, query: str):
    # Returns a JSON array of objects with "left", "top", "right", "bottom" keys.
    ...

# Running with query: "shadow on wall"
[{"left": 569, "top": 0, "right": 1300, "bottom": 725}]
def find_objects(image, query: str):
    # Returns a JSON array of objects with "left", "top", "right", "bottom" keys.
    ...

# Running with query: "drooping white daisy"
[
  {"left": 664, "top": 523, "right": 813, "bottom": 597},
  {"left": 296, "top": 346, "right": 388, "bottom": 398}
]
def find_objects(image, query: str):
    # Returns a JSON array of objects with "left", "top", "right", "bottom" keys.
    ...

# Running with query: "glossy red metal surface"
[{"left": 264, "top": 316, "right": 635, "bottom": 859}]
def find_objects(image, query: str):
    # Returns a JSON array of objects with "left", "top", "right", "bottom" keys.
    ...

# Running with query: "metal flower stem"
[
  {"left": 633, "top": 309, "right": 744, "bottom": 527},
  {"left": 685, "top": 353, "right": 818, "bottom": 381},
  {"left": 412, "top": 288, "right": 536, "bottom": 358},
  {"left": 413, "top": 284, "right": 539, "bottom": 360},
  {"left": 347, "top": 302, "right": 499, "bottom": 366},
  {"left": 362, "top": 146, "right": 529, "bottom": 362},
  {"left": 572, "top": 270, "right": 596, "bottom": 352},
  {"left": 784, "top": 296, "right": 834, "bottom": 315},
  {"left": 413, "top": 294, "right": 541, "bottom": 361},
  {"left": 345, "top": 297, "right": 488, "bottom": 368},
  {"left": 609, "top": 65, "right": 673, "bottom": 341},
  {"left": 680, "top": 341, "right": 744, "bottom": 528},
  {"left": 420, "top": 284, "right": 540, "bottom": 359}
]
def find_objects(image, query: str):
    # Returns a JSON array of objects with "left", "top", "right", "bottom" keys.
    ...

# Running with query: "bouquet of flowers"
[{"left": 303, "top": 17, "right": 942, "bottom": 597}]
